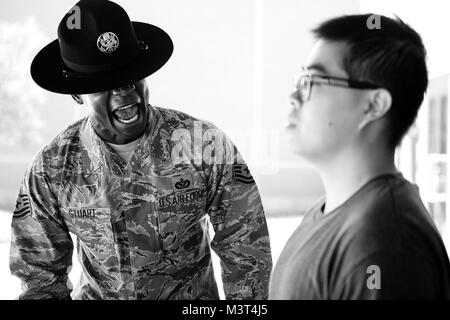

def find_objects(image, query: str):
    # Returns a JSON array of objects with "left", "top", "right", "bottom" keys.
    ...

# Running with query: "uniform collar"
[{"left": 80, "top": 104, "right": 157, "bottom": 175}]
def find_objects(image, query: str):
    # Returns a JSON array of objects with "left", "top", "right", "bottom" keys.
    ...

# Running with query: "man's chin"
[
  {"left": 288, "top": 140, "right": 314, "bottom": 160},
  {"left": 288, "top": 135, "right": 303, "bottom": 152},
  {"left": 111, "top": 130, "right": 145, "bottom": 144},
  {"left": 110, "top": 114, "right": 148, "bottom": 144}
]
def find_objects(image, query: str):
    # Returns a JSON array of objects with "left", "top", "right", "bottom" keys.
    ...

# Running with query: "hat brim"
[{"left": 30, "top": 22, "right": 173, "bottom": 94}]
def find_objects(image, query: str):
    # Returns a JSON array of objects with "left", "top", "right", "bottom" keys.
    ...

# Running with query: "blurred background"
[{"left": 0, "top": 0, "right": 449, "bottom": 299}]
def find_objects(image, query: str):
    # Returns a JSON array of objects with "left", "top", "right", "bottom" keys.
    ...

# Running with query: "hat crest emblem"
[{"left": 97, "top": 32, "right": 119, "bottom": 53}]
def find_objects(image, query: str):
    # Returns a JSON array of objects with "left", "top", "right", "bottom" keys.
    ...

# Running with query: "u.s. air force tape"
[
  {"left": 14, "top": 193, "right": 32, "bottom": 219},
  {"left": 232, "top": 164, "right": 255, "bottom": 185}
]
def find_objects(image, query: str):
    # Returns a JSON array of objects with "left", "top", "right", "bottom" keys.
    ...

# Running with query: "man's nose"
[{"left": 112, "top": 84, "right": 136, "bottom": 96}]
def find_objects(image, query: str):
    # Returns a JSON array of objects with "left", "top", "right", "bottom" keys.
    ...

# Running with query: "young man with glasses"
[{"left": 269, "top": 14, "right": 450, "bottom": 299}]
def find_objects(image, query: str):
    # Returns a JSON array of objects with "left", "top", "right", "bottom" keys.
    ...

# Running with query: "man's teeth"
[
  {"left": 114, "top": 104, "right": 139, "bottom": 123},
  {"left": 117, "top": 114, "right": 138, "bottom": 124},
  {"left": 118, "top": 104, "right": 135, "bottom": 111}
]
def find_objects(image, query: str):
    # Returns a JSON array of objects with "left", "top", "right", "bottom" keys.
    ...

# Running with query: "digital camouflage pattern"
[{"left": 10, "top": 105, "right": 272, "bottom": 300}]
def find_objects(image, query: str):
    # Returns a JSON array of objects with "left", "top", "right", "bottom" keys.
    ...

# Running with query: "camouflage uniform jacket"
[{"left": 10, "top": 105, "right": 272, "bottom": 300}]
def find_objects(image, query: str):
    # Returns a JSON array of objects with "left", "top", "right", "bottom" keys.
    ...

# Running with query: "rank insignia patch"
[
  {"left": 14, "top": 193, "right": 32, "bottom": 219},
  {"left": 232, "top": 164, "right": 255, "bottom": 185}
]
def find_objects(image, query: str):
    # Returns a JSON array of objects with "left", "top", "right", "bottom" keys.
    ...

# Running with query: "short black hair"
[{"left": 312, "top": 14, "right": 428, "bottom": 147}]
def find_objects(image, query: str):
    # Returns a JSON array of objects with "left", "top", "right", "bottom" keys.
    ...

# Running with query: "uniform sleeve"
[
  {"left": 205, "top": 132, "right": 272, "bottom": 300},
  {"left": 9, "top": 155, "right": 73, "bottom": 300}
]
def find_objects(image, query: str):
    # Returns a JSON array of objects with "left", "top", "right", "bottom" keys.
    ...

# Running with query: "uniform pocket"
[
  {"left": 59, "top": 207, "right": 114, "bottom": 251},
  {"left": 155, "top": 187, "right": 207, "bottom": 251}
]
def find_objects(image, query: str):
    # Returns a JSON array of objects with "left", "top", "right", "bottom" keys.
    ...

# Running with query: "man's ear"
[
  {"left": 358, "top": 89, "right": 392, "bottom": 130},
  {"left": 71, "top": 94, "right": 84, "bottom": 105}
]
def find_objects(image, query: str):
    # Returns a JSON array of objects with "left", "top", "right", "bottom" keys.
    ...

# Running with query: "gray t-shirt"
[{"left": 269, "top": 174, "right": 450, "bottom": 299}]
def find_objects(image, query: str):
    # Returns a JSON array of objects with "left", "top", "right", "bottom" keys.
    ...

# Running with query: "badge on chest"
[{"left": 156, "top": 173, "right": 205, "bottom": 210}]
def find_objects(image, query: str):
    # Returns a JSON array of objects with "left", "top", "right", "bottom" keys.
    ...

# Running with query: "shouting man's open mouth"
[{"left": 113, "top": 103, "right": 140, "bottom": 124}]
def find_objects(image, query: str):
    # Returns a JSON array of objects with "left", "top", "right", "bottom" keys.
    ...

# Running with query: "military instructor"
[{"left": 9, "top": 0, "right": 272, "bottom": 299}]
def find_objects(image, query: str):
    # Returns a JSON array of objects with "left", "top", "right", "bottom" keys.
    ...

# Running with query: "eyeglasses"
[{"left": 293, "top": 73, "right": 380, "bottom": 104}]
